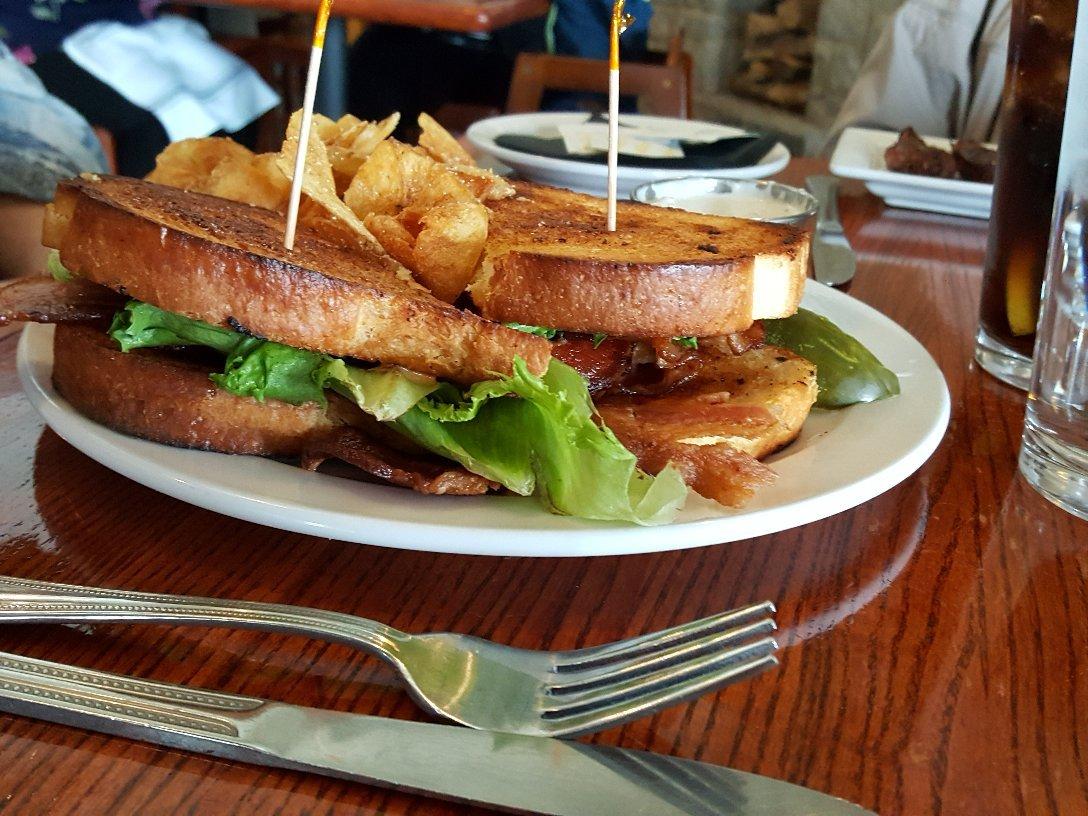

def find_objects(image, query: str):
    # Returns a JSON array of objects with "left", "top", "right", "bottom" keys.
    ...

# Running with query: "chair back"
[{"left": 506, "top": 53, "right": 690, "bottom": 118}]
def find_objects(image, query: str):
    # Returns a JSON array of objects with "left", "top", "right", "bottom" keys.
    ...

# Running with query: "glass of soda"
[{"left": 975, "top": 0, "right": 1078, "bottom": 389}]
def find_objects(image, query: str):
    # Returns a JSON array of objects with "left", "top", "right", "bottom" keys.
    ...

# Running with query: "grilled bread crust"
[
  {"left": 43, "top": 175, "right": 550, "bottom": 384},
  {"left": 474, "top": 182, "right": 808, "bottom": 336},
  {"left": 52, "top": 324, "right": 335, "bottom": 455}
]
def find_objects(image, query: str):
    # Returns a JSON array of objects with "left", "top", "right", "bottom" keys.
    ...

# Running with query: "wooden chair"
[
  {"left": 505, "top": 32, "right": 693, "bottom": 117},
  {"left": 661, "top": 30, "right": 694, "bottom": 118}
]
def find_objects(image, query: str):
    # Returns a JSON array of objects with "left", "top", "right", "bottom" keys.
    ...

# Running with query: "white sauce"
[{"left": 666, "top": 193, "right": 801, "bottom": 220}]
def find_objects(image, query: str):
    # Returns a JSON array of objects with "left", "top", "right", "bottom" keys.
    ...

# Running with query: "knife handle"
[
  {"left": 0, "top": 651, "right": 265, "bottom": 746},
  {"left": 806, "top": 175, "right": 843, "bottom": 232}
]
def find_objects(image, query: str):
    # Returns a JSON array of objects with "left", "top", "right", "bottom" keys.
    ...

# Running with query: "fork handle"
[{"left": 0, "top": 576, "right": 404, "bottom": 661}]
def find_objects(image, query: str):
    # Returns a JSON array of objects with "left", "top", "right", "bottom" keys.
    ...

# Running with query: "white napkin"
[
  {"left": 557, "top": 122, "right": 682, "bottom": 158},
  {"left": 63, "top": 15, "right": 279, "bottom": 141}
]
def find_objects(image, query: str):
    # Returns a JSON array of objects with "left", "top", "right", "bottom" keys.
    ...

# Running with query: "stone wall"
[
  {"left": 647, "top": 0, "right": 764, "bottom": 97},
  {"left": 805, "top": 0, "right": 904, "bottom": 129},
  {"left": 648, "top": 0, "right": 906, "bottom": 153}
]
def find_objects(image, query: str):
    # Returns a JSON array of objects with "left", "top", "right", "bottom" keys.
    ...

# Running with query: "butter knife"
[
  {"left": 0, "top": 652, "right": 873, "bottom": 816},
  {"left": 805, "top": 175, "right": 856, "bottom": 286}
]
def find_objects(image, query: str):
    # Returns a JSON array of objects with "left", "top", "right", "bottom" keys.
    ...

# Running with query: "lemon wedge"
[{"left": 1005, "top": 247, "right": 1042, "bottom": 336}]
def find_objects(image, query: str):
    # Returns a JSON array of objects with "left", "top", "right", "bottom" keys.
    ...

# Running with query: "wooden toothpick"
[
  {"left": 607, "top": 1, "right": 632, "bottom": 232},
  {"left": 284, "top": 0, "right": 335, "bottom": 251}
]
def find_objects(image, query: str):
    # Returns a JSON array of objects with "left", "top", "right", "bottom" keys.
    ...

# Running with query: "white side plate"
[
  {"left": 467, "top": 112, "right": 790, "bottom": 197},
  {"left": 830, "top": 127, "right": 993, "bottom": 219},
  {"left": 18, "top": 283, "right": 949, "bottom": 557}
]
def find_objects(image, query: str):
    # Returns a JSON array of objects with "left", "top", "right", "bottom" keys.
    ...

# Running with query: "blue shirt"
[{"left": 551, "top": 0, "right": 653, "bottom": 60}]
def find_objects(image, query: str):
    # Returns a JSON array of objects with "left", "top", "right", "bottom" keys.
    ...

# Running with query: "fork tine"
[
  {"left": 544, "top": 650, "right": 779, "bottom": 737},
  {"left": 555, "top": 601, "right": 775, "bottom": 671},
  {"left": 543, "top": 636, "right": 778, "bottom": 717},
  {"left": 548, "top": 618, "right": 776, "bottom": 693}
]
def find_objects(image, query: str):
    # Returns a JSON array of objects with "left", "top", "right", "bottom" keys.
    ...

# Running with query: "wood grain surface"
[
  {"left": 173, "top": 0, "right": 551, "bottom": 33},
  {"left": 0, "top": 159, "right": 1085, "bottom": 815}
]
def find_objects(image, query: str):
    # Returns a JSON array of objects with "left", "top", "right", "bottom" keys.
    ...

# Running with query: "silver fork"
[{"left": 0, "top": 575, "right": 778, "bottom": 738}]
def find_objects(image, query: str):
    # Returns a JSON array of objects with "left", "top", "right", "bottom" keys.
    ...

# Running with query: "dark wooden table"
[
  {"left": 179, "top": 0, "right": 549, "bottom": 32},
  {"left": 0, "top": 158, "right": 1085, "bottom": 815}
]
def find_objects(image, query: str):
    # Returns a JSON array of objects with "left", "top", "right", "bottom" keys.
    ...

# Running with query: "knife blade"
[
  {"left": 0, "top": 651, "right": 873, "bottom": 816},
  {"left": 806, "top": 175, "right": 856, "bottom": 286}
]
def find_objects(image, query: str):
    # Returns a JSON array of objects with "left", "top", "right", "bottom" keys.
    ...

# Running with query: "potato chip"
[
  {"left": 346, "top": 112, "right": 400, "bottom": 155},
  {"left": 364, "top": 213, "right": 417, "bottom": 269},
  {"left": 417, "top": 112, "right": 475, "bottom": 166},
  {"left": 364, "top": 200, "right": 486, "bottom": 303},
  {"left": 310, "top": 113, "right": 341, "bottom": 143},
  {"left": 207, "top": 152, "right": 291, "bottom": 211},
  {"left": 416, "top": 114, "right": 514, "bottom": 201},
  {"left": 342, "top": 137, "right": 494, "bottom": 301},
  {"left": 344, "top": 139, "right": 473, "bottom": 216},
  {"left": 450, "top": 164, "right": 515, "bottom": 202},
  {"left": 311, "top": 112, "right": 401, "bottom": 191},
  {"left": 146, "top": 137, "right": 252, "bottom": 191},
  {"left": 411, "top": 199, "right": 488, "bottom": 302},
  {"left": 277, "top": 109, "right": 383, "bottom": 251}
]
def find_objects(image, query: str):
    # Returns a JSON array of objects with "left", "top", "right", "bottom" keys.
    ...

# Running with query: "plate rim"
[{"left": 17, "top": 284, "right": 950, "bottom": 557}]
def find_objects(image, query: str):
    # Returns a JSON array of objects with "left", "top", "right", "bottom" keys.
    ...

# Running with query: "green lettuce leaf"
[
  {"left": 110, "top": 301, "right": 240, "bottom": 355},
  {"left": 395, "top": 358, "right": 687, "bottom": 524},
  {"left": 108, "top": 301, "right": 436, "bottom": 418},
  {"left": 763, "top": 307, "right": 900, "bottom": 408},
  {"left": 47, "top": 250, "right": 72, "bottom": 282},
  {"left": 319, "top": 359, "right": 438, "bottom": 422},
  {"left": 107, "top": 301, "right": 688, "bottom": 523},
  {"left": 212, "top": 337, "right": 329, "bottom": 405},
  {"left": 504, "top": 322, "right": 561, "bottom": 340}
]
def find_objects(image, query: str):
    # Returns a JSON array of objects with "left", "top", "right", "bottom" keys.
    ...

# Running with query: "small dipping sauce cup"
[{"left": 631, "top": 177, "right": 817, "bottom": 227}]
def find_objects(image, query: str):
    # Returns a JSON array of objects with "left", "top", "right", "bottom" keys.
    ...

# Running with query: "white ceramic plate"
[
  {"left": 830, "top": 127, "right": 993, "bottom": 219},
  {"left": 466, "top": 112, "right": 790, "bottom": 197},
  {"left": 18, "top": 283, "right": 948, "bottom": 557}
]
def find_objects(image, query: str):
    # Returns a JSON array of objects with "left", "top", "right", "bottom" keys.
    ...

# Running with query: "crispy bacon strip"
[
  {"left": 600, "top": 404, "right": 775, "bottom": 507},
  {"left": 553, "top": 325, "right": 766, "bottom": 399},
  {"left": 0, "top": 276, "right": 124, "bottom": 326},
  {"left": 551, "top": 336, "right": 631, "bottom": 395},
  {"left": 301, "top": 427, "right": 498, "bottom": 495}
]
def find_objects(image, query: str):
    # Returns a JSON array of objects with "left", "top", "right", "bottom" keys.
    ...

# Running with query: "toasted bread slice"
[
  {"left": 53, "top": 324, "right": 335, "bottom": 455},
  {"left": 43, "top": 175, "right": 549, "bottom": 383},
  {"left": 473, "top": 182, "right": 808, "bottom": 336},
  {"left": 596, "top": 345, "right": 817, "bottom": 506}
]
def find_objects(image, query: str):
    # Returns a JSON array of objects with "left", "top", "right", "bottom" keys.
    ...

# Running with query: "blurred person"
[
  {"left": 1, "top": 2, "right": 278, "bottom": 176},
  {"left": 0, "top": 43, "right": 109, "bottom": 279},
  {"left": 348, "top": 0, "right": 653, "bottom": 136},
  {"left": 829, "top": 0, "right": 1010, "bottom": 143},
  {"left": 548, "top": 0, "right": 652, "bottom": 60}
]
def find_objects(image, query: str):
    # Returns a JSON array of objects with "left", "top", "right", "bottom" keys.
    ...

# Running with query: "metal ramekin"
[{"left": 631, "top": 177, "right": 818, "bottom": 226}]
